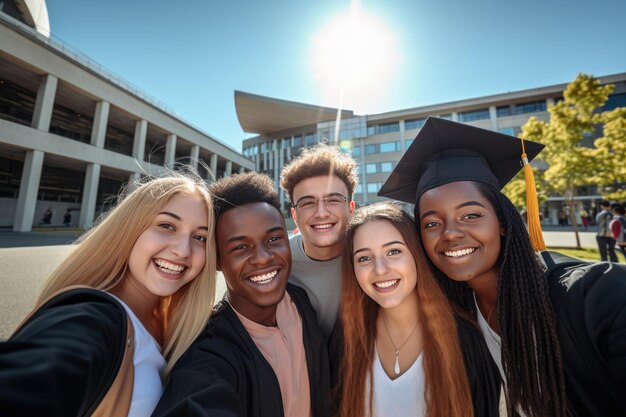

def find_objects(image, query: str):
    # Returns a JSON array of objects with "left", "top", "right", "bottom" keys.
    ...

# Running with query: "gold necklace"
[{"left": 381, "top": 315, "right": 419, "bottom": 375}]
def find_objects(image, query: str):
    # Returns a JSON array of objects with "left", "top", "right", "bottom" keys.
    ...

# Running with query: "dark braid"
[
  {"left": 477, "top": 183, "right": 566, "bottom": 417},
  {"left": 414, "top": 183, "right": 567, "bottom": 417}
]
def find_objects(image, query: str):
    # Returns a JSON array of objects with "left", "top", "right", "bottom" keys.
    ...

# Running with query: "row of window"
[{"left": 497, "top": 100, "right": 547, "bottom": 117}]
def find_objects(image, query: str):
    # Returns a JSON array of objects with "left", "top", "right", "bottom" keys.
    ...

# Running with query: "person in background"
[
  {"left": 154, "top": 172, "right": 331, "bottom": 417},
  {"left": 611, "top": 204, "right": 626, "bottom": 259},
  {"left": 63, "top": 209, "right": 72, "bottom": 227},
  {"left": 337, "top": 201, "right": 499, "bottom": 417},
  {"left": 580, "top": 207, "right": 589, "bottom": 230},
  {"left": 596, "top": 200, "right": 618, "bottom": 262},
  {"left": 379, "top": 117, "right": 626, "bottom": 417},
  {"left": 280, "top": 144, "right": 357, "bottom": 340},
  {"left": 0, "top": 173, "right": 217, "bottom": 417}
]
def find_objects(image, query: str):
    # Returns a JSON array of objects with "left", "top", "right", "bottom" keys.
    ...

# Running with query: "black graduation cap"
[{"left": 378, "top": 117, "right": 544, "bottom": 203}]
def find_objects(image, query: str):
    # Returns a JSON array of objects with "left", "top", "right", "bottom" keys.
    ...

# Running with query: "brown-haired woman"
[{"left": 335, "top": 202, "right": 499, "bottom": 417}]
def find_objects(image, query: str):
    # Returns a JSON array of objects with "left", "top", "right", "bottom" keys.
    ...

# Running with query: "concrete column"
[
  {"left": 31, "top": 74, "right": 58, "bottom": 131},
  {"left": 90, "top": 101, "right": 110, "bottom": 148},
  {"left": 190, "top": 145, "right": 200, "bottom": 170},
  {"left": 489, "top": 106, "right": 498, "bottom": 131},
  {"left": 13, "top": 150, "right": 44, "bottom": 232},
  {"left": 132, "top": 119, "right": 147, "bottom": 161},
  {"left": 165, "top": 134, "right": 177, "bottom": 166},
  {"left": 451, "top": 112, "right": 459, "bottom": 122},
  {"left": 547, "top": 98, "right": 555, "bottom": 107},
  {"left": 238, "top": 166, "right": 245, "bottom": 174},
  {"left": 79, "top": 163, "right": 101, "bottom": 228},
  {"left": 209, "top": 154, "right": 217, "bottom": 181},
  {"left": 399, "top": 119, "right": 406, "bottom": 149},
  {"left": 224, "top": 161, "right": 232, "bottom": 178}
]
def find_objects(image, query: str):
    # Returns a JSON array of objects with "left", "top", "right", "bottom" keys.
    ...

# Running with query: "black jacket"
[
  {"left": 0, "top": 288, "right": 129, "bottom": 417},
  {"left": 153, "top": 284, "right": 331, "bottom": 417},
  {"left": 543, "top": 251, "right": 626, "bottom": 417}
]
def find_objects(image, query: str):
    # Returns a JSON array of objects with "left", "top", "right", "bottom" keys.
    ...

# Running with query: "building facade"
[
  {"left": 239, "top": 74, "right": 626, "bottom": 225},
  {"left": 0, "top": 2, "right": 254, "bottom": 231}
]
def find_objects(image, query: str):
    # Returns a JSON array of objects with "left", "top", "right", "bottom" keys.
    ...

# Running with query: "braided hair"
[{"left": 416, "top": 182, "right": 566, "bottom": 417}]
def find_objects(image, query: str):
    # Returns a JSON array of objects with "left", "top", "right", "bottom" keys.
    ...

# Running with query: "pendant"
[{"left": 394, "top": 350, "right": 400, "bottom": 375}]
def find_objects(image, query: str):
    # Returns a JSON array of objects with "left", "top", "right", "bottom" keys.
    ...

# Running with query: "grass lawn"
[{"left": 547, "top": 246, "right": 626, "bottom": 262}]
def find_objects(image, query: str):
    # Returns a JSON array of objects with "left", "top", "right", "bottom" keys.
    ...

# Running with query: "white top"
[
  {"left": 473, "top": 294, "right": 505, "bottom": 383},
  {"left": 111, "top": 295, "right": 166, "bottom": 417},
  {"left": 368, "top": 349, "right": 425, "bottom": 417}
]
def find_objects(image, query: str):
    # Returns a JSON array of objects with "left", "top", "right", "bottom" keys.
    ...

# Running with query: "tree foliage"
[{"left": 515, "top": 73, "right": 626, "bottom": 248}]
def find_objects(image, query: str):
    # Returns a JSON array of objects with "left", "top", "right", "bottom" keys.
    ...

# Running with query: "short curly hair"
[
  {"left": 209, "top": 172, "right": 280, "bottom": 218},
  {"left": 280, "top": 143, "right": 359, "bottom": 203}
]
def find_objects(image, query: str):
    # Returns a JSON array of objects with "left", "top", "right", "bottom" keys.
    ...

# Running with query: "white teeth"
[
  {"left": 312, "top": 224, "right": 333, "bottom": 230},
  {"left": 374, "top": 279, "right": 398, "bottom": 289},
  {"left": 249, "top": 270, "right": 278, "bottom": 284},
  {"left": 154, "top": 259, "right": 185, "bottom": 274},
  {"left": 443, "top": 248, "right": 476, "bottom": 258}
]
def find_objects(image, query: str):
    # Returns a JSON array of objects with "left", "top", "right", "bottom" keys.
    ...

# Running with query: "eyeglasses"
[{"left": 292, "top": 194, "right": 348, "bottom": 211}]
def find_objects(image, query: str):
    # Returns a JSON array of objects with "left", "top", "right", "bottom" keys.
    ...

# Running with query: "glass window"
[
  {"left": 365, "top": 144, "right": 377, "bottom": 154},
  {"left": 367, "top": 183, "right": 381, "bottom": 193},
  {"left": 498, "top": 127, "right": 515, "bottom": 136},
  {"left": 282, "top": 137, "right": 290, "bottom": 149},
  {"left": 514, "top": 101, "right": 547, "bottom": 114},
  {"left": 378, "top": 122, "right": 400, "bottom": 134},
  {"left": 602, "top": 93, "right": 626, "bottom": 111},
  {"left": 367, "top": 125, "right": 376, "bottom": 136},
  {"left": 261, "top": 143, "right": 268, "bottom": 153},
  {"left": 381, "top": 162, "right": 394, "bottom": 172},
  {"left": 355, "top": 184, "right": 363, "bottom": 194},
  {"left": 366, "top": 163, "right": 378, "bottom": 174},
  {"left": 380, "top": 141, "right": 401, "bottom": 153},
  {"left": 351, "top": 146, "right": 361, "bottom": 156},
  {"left": 293, "top": 135, "right": 302, "bottom": 147},
  {"left": 496, "top": 106, "right": 511, "bottom": 117},
  {"left": 405, "top": 139, "right": 414, "bottom": 148},
  {"left": 405, "top": 118, "right": 426, "bottom": 130},
  {"left": 459, "top": 109, "right": 490, "bottom": 122},
  {"left": 439, "top": 114, "right": 453, "bottom": 120},
  {"left": 305, "top": 132, "right": 316, "bottom": 146}
]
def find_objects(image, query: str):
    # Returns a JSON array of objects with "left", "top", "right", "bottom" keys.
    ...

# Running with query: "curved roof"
[
  {"left": 17, "top": 0, "right": 50, "bottom": 36},
  {"left": 235, "top": 90, "right": 353, "bottom": 134}
]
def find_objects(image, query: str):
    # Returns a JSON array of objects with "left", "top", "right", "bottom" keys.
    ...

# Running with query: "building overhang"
[{"left": 235, "top": 90, "right": 353, "bottom": 134}]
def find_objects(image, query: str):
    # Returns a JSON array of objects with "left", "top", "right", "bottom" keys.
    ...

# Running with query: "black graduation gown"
[
  {"left": 153, "top": 284, "right": 331, "bottom": 417},
  {"left": 0, "top": 289, "right": 128, "bottom": 417},
  {"left": 544, "top": 252, "right": 626, "bottom": 417}
]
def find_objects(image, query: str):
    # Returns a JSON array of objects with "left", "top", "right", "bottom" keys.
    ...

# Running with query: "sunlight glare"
[{"left": 311, "top": 1, "right": 400, "bottom": 112}]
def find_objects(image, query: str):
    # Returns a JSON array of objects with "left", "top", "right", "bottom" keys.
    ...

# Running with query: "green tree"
[
  {"left": 593, "top": 107, "right": 626, "bottom": 200},
  {"left": 503, "top": 165, "right": 548, "bottom": 209},
  {"left": 520, "top": 74, "right": 615, "bottom": 248}
]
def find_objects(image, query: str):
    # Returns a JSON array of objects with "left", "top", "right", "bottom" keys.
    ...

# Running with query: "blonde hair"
[{"left": 36, "top": 172, "right": 217, "bottom": 376}]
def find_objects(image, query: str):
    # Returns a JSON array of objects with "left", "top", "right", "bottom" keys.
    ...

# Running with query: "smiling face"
[
  {"left": 126, "top": 194, "right": 208, "bottom": 301},
  {"left": 352, "top": 220, "right": 418, "bottom": 310},
  {"left": 291, "top": 175, "right": 355, "bottom": 260},
  {"left": 216, "top": 202, "right": 291, "bottom": 323},
  {"left": 418, "top": 181, "right": 501, "bottom": 288}
]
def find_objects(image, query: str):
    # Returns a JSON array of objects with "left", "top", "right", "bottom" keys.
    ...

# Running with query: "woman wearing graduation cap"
[{"left": 379, "top": 117, "right": 626, "bottom": 417}]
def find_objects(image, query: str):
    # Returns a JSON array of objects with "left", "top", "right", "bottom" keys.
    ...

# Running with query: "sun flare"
[{"left": 310, "top": 1, "right": 400, "bottom": 112}]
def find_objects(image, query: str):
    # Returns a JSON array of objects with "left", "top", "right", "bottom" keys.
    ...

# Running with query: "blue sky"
[{"left": 47, "top": 0, "right": 626, "bottom": 150}]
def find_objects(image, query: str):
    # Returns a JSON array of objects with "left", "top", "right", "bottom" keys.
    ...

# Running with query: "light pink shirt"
[{"left": 231, "top": 292, "right": 311, "bottom": 417}]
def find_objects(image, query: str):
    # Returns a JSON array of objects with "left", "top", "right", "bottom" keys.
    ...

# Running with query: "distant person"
[
  {"left": 611, "top": 204, "right": 626, "bottom": 259},
  {"left": 580, "top": 207, "right": 589, "bottom": 230},
  {"left": 558, "top": 207, "right": 567, "bottom": 227},
  {"left": 63, "top": 209, "right": 72, "bottom": 227},
  {"left": 280, "top": 144, "right": 357, "bottom": 340},
  {"left": 153, "top": 172, "right": 331, "bottom": 417},
  {"left": 596, "top": 200, "right": 618, "bottom": 262},
  {"left": 40, "top": 207, "right": 53, "bottom": 225},
  {"left": 0, "top": 173, "right": 217, "bottom": 416}
]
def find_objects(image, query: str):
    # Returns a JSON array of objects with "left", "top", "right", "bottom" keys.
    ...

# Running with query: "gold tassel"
[{"left": 521, "top": 138, "right": 546, "bottom": 252}]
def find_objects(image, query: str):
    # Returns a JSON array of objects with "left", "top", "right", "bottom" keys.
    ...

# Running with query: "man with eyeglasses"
[{"left": 280, "top": 144, "right": 357, "bottom": 340}]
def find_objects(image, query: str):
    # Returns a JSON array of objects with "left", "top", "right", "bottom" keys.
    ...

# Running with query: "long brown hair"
[
  {"left": 34, "top": 172, "right": 217, "bottom": 377},
  {"left": 338, "top": 202, "right": 473, "bottom": 417}
]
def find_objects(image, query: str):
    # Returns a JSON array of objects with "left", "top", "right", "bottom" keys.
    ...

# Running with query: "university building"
[
  {"left": 238, "top": 73, "right": 626, "bottom": 225},
  {"left": 0, "top": 0, "right": 253, "bottom": 231}
]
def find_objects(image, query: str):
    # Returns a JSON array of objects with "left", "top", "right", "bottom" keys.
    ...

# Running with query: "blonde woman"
[{"left": 0, "top": 173, "right": 217, "bottom": 417}]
